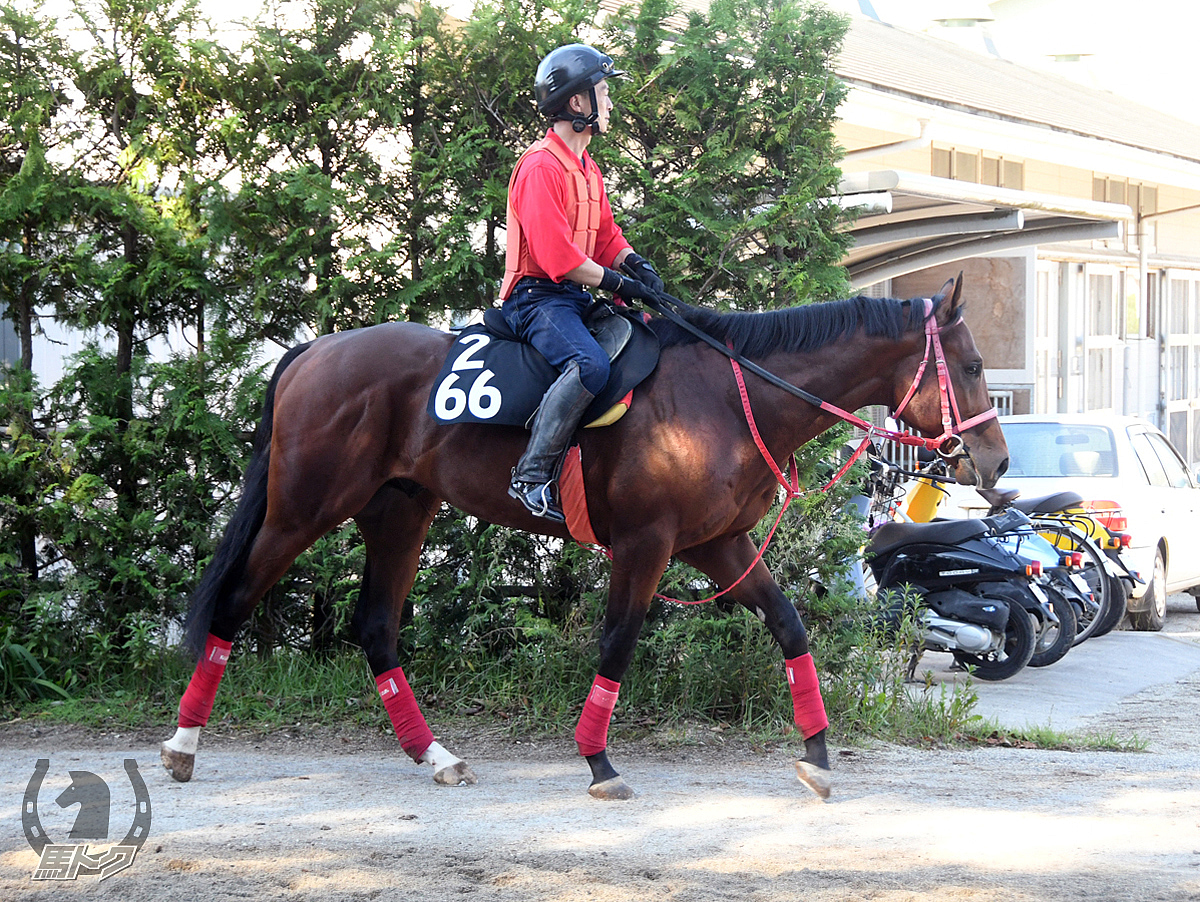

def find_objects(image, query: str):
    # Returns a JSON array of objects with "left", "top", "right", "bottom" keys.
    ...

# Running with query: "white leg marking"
[
  {"left": 164, "top": 726, "right": 201, "bottom": 755},
  {"left": 419, "top": 741, "right": 477, "bottom": 786},
  {"left": 418, "top": 741, "right": 463, "bottom": 771}
]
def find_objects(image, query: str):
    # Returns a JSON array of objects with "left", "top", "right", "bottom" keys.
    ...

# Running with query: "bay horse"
[{"left": 161, "top": 274, "right": 1008, "bottom": 800}]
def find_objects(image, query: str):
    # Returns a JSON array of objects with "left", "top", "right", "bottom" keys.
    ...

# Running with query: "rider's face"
[{"left": 574, "top": 79, "right": 612, "bottom": 133}]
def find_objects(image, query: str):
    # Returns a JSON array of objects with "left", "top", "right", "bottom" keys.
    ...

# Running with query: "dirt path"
[{"left": 4, "top": 599, "right": 1200, "bottom": 901}]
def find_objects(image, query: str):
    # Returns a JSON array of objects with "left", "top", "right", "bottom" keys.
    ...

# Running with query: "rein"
[
  {"left": 642, "top": 292, "right": 997, "bottom": 456},
  {"left": 635, "top": 290, "right": 997, "bottom": 607}
]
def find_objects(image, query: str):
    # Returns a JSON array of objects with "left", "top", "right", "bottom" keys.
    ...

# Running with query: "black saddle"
[{"left": 427, "top": 304, "right": 660, "bottom": 428}]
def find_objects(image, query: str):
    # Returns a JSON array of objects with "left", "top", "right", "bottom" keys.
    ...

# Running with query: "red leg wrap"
[
  {"left": 178, "top": 634, "right": 233, "bottom": 728},
  {"left": 574, "top": 675, "right": 620, "bottom": 757},
  {"left": 376, "top": 667, "right": 434, "bottom": 762},
  {"left": 785, "top": 653, "right": 829, "bottom": 739}
]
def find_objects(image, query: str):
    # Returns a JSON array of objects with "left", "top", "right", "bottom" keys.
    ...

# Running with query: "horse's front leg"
[
  {"left": 577, "top": 537, "right": 673, "bottom": 801},
  {"left": 353, "top": 483, "right": 476, "bottom": 787},
  {"left": 679, "top": 534, "right": 832, "bottom": 799}
]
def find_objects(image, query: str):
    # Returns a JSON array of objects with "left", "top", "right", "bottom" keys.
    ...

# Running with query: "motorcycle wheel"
[
  {"left": 952, "top": 600, "right": 1036, "bottom": 681},
  {"left": 1028, "top": 587, "right": 1077, "bottom": 667},
  {"left": 1072, "top": 536, "right": 1116, "bottom": 644},
  {"left": 1091, "top": 569, "right": 1130, "bottom": 638}
]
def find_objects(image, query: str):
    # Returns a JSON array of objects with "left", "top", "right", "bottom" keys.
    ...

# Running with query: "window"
[
  {"left": 955, "top": 150, "right": 977, "bottom": 182},
  {"left": 1089, "top": 274, "right": 1115, "bottom": 336},
  {"left": 1130, "top": 432, "right": 1168, "bottom": 487},
  {"left": 1087, "top": 349, "right": 1113, "bottom": 410},
  {"left": 1165, "top": 276, "right": 1200, "bottom": 404},
  {"left": 1170, "top": 346, "right": 1188, "bottom": 401},
  {"left": 1146, "top": 271, "right": 1159, "bottom": 339},
  {"left": 1085, "top": 270, "right": 1119, "bottom": 411},
  {"left": 1093, "top": 175, "right": 1157, "bottom": 209},
  {"left": 1157, "top": 425, "right": 1191, "bottom": 486},
  {"left": 1169, "top": 412, "right": 1188, "bottom": 462},
  {"left": 1170, "top": 279, "right": 1188, "bottom": 333},
  {"left": 932, "top": 146, "right": 1023, "bottom": 188},
  {"left": 1002, "top": 423, "right": 1116, "bottom": 478}
]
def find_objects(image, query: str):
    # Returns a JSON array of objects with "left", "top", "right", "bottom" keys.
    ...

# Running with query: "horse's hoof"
[
  {"left": 588, "top": 776, "right": 635, "bottom": 801},
  {"left": 161, "top": 743, "right": 194, "bottom": 783},
  {"left": 433, "top": 761, "right": 477, "bottom": 786},
  {"left": 794, "top": 760, "right": 831, "bottom": 800}
]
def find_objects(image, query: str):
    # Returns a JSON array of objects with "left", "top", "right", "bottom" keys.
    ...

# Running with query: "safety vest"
[{"left": 500, "top": 134, "right": 603, "bottom": 300}]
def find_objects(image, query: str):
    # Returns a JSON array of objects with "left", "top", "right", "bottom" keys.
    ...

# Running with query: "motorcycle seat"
[
  {"left": 867, "top": 518, "right": 989, "bottom": 557},
  {"left": 1011, "top": 490, "right": 1085, "bottom": 514}
]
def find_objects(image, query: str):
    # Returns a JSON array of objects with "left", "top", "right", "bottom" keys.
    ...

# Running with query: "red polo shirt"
[{"left": 506, "top": 129, "right": 631, "bottom": 286}]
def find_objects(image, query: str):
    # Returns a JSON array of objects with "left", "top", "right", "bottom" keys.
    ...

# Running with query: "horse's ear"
[{"left": 935, "top": 273, "right": 964, "bottom": 323}]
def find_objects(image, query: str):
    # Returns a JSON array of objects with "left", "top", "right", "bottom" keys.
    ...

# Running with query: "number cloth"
[{"left": 426, "top": 311, "right": 659, "bottom": 427}]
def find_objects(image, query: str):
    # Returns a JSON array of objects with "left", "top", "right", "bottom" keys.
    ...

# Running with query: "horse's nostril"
[{"left": 996, "top": 457, "right": 1009, "bottom": 479}]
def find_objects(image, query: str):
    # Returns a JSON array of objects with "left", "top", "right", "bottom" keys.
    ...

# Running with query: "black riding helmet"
[{"left": 534, "top": 44, "right": 625, "bottom": 134}]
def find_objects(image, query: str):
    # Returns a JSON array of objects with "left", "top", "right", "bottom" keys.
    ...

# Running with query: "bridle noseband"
[{"left": 889, "top": 298, "right": 999, "bottom": 458}]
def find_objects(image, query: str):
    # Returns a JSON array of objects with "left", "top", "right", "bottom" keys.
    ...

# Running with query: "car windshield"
[{"left": 1003, "top": 423, "right": 1118, "bottom": 478}]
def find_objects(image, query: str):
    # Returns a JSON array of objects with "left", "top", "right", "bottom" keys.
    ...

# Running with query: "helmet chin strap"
[{"left": 570, "top": 86, "right": 601, "bottom": 134}]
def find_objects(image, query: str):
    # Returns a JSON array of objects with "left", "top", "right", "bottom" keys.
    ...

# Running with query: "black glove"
[
  {"left": 599, "top": 266, "right": 658, "bottom": 302},
  {"left": 622, "top": 253, "right": 664, "bottom": 294}
]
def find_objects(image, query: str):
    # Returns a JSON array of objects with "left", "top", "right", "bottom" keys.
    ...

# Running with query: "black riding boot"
[{"left": 509, "top": 361, "right": 595, "bottom": 523}]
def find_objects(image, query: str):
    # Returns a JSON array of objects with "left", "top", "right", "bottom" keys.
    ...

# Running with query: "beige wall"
[
  {"left": 1152, "top": 186, "right": 1200, "bottom": 259},
  {"left": 892, "top": 257, "right": 1028, "bottom": 372}
]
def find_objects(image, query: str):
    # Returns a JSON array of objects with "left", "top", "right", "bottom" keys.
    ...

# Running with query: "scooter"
[
  {"left": 900, "top": 451, "right": 1131, "bottom": 651},
  {"left": 980, "top": 486, "right": 1138, "bottom": 640},
  {"left": 858, "top": 456, "right": 1039, "bottom": 681}
]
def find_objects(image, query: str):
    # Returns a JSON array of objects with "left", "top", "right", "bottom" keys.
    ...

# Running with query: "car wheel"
[{"left": 1129, "top": 547, "right": 1167, "bottom": 632}]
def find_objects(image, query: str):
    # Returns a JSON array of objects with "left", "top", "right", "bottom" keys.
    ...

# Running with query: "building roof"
[
  {"left": 837, "top": 169, "right": 1128, "bottom": 288},
  {"left": 838, "top": 16, "right": 1200, "bottom": 167}
]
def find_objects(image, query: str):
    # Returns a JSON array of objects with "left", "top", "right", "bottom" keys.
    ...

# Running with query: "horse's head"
[{"left": 892, "top": 274, "right": 1010, "bottom": 488}]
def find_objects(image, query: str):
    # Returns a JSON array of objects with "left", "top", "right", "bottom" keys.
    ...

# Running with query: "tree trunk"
[
  {"left": 115, "top": 224, "right": 137, "bottom": 506},
  {"left": 15, "top": 221, "right": 38, "bottom": 580}
]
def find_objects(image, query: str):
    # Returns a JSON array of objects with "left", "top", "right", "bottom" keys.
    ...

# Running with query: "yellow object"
[
  {"left": 904, "top": 478, "right": 945, "bottom": 523},
  {"left": 585, "top": 402, "right": 628, "bottom": 428}
]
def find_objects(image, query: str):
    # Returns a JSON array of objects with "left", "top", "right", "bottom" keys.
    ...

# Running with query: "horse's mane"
[{"left": 648, "top": 294, "right": 951, "bottom": 358}]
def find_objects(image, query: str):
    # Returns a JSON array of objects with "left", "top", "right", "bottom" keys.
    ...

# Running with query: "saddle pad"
[
  {"left": 426, "top": 311, "right": 660, "bottom": 428},
  {"left": 560, "top": 444, "right": 603, "bottom": 548}
]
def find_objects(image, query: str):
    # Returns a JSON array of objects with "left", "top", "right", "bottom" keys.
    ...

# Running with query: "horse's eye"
[{"left": 964, "top": 363, "right": 982, "bottom": 378}]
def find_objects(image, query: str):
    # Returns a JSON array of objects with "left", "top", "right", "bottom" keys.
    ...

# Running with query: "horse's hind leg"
[
  {"left": 352, "top": 482, "right": 475, "bottom": 786},
  {"left": 679, "top": 535, "right": 832, "bottom": 799},
  {"left": 161, "top": 514, "right": 347, "bottom": 781}
]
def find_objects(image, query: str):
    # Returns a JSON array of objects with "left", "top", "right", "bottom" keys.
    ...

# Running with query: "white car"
[{"left": 940, "top": 414, "right": 1200, "bottom": 630}]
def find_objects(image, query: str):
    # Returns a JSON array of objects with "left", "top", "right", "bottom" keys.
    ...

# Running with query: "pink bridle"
[
  {"left": 735, "top": 296, "right": 999, "bottom": 498},
  {"left": 886, "top": 297, "right": 999, "bottom": 450}
]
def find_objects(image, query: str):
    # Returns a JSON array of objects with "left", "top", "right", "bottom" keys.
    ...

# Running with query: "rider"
[{"left": 501, "top": 43, "right": 665, "bottom": 523}]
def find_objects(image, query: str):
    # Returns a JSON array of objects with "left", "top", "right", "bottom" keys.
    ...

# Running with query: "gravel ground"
[{"left": 3, "top": 596, "right": 1200, "bottom": 901}]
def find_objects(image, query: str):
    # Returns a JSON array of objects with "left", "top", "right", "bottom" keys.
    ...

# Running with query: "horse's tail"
[{"left": 182, "top": 341, "right": 313, "bottom": 659}]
